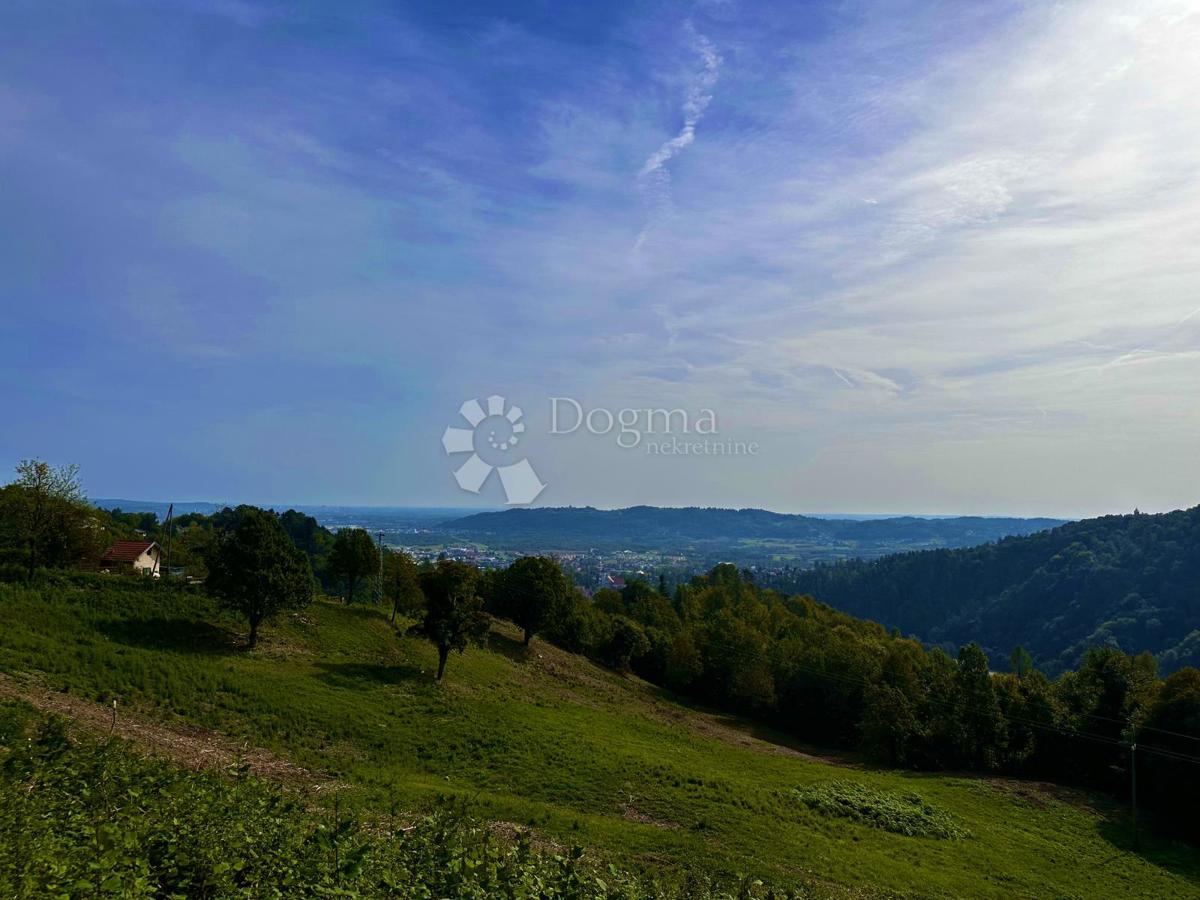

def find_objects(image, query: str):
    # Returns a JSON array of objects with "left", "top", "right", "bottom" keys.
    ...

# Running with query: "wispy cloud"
[{"left": 635, "top": 21, "right": 721, "bottom": 249}]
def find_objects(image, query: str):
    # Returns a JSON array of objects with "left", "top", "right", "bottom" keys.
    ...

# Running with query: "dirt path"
[{"left": 0, "top": 672, "right": 340, "bottom": 791}]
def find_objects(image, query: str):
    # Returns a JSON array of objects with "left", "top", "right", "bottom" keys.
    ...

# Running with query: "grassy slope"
[{"left": 1, "top": 578, "right": 1197, "bottom": 899}]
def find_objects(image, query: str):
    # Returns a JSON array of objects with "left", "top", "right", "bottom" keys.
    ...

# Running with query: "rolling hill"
[
  {"left": 2, "top": 575, "right": 1197, "bottom": 897},
  {"left": 445, "top": 505, "right": 1066, "bottom": 561},
  {"left": 781, "top": 506, "right": 1200, "bottom": 674}
]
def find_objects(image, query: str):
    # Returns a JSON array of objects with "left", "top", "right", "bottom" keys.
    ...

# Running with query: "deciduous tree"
[
  {"left": 2, "top": 460, "right": 91, "bottom": 578},
  {"left": 205, "top": 506, "right": 313, "bottom": 649},
  {"left": 954, "top": 643, "right": 1006, "bottom": 769},
  {"left": 602, "top": 615, "right": 649, "bottom": 672},
  {"left": 664, "top": 628, "right": 704, "bottom": 690},
  {"left": 415, "top": 559, "right": 489, "bottom": 680},
  {"left": 861, "top": 683, "right": 919, "bottom": 766},
  {"left": 383, "top": 548, "right": 423, "bottom": 623},
  {"left": 492, "top": 556, "right": 571, "bottom": 646},
  {"left": 1009, "top": 646, "right": 1034, "bottom": 679},
  {"left": 329, "top": 528, "right": 379, "bottom": 604}
]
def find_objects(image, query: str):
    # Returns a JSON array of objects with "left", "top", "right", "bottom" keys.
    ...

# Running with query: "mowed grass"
[{"left": 1, "top": 577, "right": 1197, "bottom": 899}]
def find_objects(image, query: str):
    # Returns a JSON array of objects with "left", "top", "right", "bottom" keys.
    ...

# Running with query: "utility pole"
[
  {"left": 1130, "top": 742, "right": 1139, "bottom": 850},
  {"left": 375, "top": 530, "right": 385, "bottom": 605},
  {"left": 164, "top": 503, "right": 174, "bottom": 583}
]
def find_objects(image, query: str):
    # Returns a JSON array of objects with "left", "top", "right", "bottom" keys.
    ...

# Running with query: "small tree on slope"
[
  {"left": 206, "top": 506, "right": 313, "bottom": 649},
  {"left": 415, "top": 559, "right": 490, "bottom": 680},
  {"left": 329, "top": 528, "right": 379, "bottom": 604},
  {"left": 492, "top": 555, "right": 572, "bottom": 646}
]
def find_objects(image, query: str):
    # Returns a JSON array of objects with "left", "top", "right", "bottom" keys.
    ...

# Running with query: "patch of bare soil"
[
  {"left": 982, "top": 775, "right": 1110, "bottom": 816},
  {"left": 0, "top": 672, "right": 340, "bottom": 791},
  {"left": 620, "top": 804, "right": 679, "bottom": 829},
  {"left": 488, "top": 820, "right": 565, "bottom": 854}
]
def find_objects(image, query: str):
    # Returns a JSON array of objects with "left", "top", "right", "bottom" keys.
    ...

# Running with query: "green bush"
[{"left": 793, "top": 782, "right": 971, "bottom": 840}]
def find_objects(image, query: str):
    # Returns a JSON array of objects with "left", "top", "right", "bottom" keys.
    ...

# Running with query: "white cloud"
[{"left": 635, "top": 22, "right": 722, "bottom": 248}]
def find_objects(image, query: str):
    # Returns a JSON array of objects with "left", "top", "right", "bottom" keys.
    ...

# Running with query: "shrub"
[{"left": 793, "top": 781, "right": 971, "bottom": 840}]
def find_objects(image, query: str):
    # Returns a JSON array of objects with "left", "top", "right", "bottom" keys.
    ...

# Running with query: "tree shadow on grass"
[
  {"left": 97, "top": 617, "right": 239, "bottom": 655},
  {"left": 638, "top": 680, "right": 864, "bottom": 766},
  {"left": 330, "top": 602, "right": 392, "bottom": 622},
  {"left": 313, "top": 661, "right": 428, "bottom": 689},
  {"left": 486, "top": 630, "right": 532, "bottom": 664},
  {"left": 1096, "top": 818, "right": 1200, "bottom": 882}
]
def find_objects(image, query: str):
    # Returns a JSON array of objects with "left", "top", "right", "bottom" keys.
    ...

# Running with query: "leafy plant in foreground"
[{"left": 0, "top": 703, "right": 808, "bottom": 898}]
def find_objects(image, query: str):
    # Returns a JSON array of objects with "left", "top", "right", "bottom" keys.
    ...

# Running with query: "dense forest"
[{"left": 775, "top": 507, "right": 1200, "bottom": 675}]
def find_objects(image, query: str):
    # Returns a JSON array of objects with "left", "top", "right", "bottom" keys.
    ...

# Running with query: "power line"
[
  {"left": 695, "top": 635, "right": 1200, "bottom": 766},
  {"left": 1065, "top": 707, "right": 1200, "bottom": 745}
]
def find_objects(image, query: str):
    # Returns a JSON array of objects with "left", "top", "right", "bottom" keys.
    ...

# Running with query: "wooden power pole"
[
  {"left": 1130, "top": 742, "right": 1139, "bottom": 850},
  {"left": 164, "top": 503, "right": 174, "bottom": 583},
  {"left": 375, "top": 530, "right": 385, "bottom": 604}
]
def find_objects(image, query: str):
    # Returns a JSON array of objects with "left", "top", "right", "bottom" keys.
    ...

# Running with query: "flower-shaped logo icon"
[{"left": 441, "top": 395, "right": 546, "bottom": 504}]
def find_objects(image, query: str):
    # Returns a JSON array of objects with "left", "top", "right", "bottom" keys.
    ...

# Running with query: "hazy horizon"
[{"left": 89, "top": 495, "right": 1085, "bottom": 523}]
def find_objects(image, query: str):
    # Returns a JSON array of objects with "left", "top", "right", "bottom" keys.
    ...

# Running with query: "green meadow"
[{"left": 2, "top": 576, "right": 1197, "bottom": 898}]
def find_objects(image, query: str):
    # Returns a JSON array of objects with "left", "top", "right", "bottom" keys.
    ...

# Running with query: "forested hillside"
[{"left": 778, "top": 506, "right": 1200, "bottom": 674}]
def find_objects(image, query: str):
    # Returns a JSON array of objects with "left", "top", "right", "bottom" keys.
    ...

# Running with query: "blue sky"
[{"left": 2, "top": 0, "right": 1198, "bottom": 516}]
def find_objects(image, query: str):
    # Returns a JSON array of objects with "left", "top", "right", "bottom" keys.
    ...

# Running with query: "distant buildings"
[
  {"left": 604, "top": 574, "right": 626, "bottom": 590},
  {"left": 100, "top": 540, "right": 162, "bottom": 576}
]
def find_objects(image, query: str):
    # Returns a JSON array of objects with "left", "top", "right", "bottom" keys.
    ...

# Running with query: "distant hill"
[
  {"left": 445, "top": 505, "right": 1066, "bottom": 561},
  {"left": 780, "top": 506, "right": 1200, "bottom": 674},
  {"left": 91, "top": 498, "right": 230, "bottom": 518}
]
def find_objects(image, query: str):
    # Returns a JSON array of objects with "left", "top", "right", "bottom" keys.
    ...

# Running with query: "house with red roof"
[{"left": 100, "top": 540, "right": 163, "bottom": 577}]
